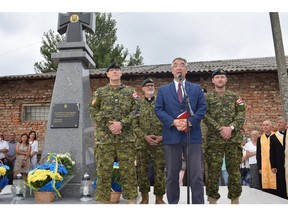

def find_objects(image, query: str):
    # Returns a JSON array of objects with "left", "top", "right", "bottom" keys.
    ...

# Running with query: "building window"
[{"left": 22, "top": 104, "right": 50, "bottom": 121}]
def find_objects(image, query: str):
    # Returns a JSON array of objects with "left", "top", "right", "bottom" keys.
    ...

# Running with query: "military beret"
[
  {"left": 106, "top": 61, "right": 121, "bottom": 72},
  {"left": 211, "top": 68, "right": 226, "bottom": 78},
  {"left": 141, "top": 78, "right": 154, "bottom": 87}
]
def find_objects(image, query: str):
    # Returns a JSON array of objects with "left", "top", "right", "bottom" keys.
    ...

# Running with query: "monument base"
[{"left": 60, "top": 183, "right": 96, "bottom": 199}]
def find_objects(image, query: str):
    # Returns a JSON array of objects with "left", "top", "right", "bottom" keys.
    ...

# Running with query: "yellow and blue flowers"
[
  {"left": 0, "top": 163, "right": 10, "bottom": 190},
  {"left": 26, "top": 152, "right": 73, "bottom": 197}
]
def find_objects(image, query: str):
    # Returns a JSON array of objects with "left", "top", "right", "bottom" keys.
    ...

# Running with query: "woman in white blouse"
[{"left": 29, "top": 131, "right": 39, "bottom": 167}]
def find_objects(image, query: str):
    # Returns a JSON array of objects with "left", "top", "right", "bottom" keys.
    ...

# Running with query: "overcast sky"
[{"left": 1, "top": 10, "right": 288, "bottom": 76}]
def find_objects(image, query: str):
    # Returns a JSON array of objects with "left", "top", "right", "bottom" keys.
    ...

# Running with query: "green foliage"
[
  {"left": 112, "top": 167, "right": 121, "bottom": 185},
  {"left": 127, "top": 45, "right": 144, "bottom": 66},
  {"left": 34, "top": 30, "right": 64, "bottom": 73},
  {"left": 87, "top": 13, "right": 128, "bottom": 68},
  {"left": 35, "top": 12, "right": 144, "bottom": 73},
  {"left": 31, "top": 176, "right": 52, "bottom": 189},
  {"left": 58, "top": 157, "right": 73, "bottom": 175}
]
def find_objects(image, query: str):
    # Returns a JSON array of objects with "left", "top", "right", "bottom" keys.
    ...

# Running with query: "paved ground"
[
  {"left": 1, "top": 185, "right": 288, "bottom": 204},
  {"left": 2, "top": 185, "right": 288, "bottom": 216}
]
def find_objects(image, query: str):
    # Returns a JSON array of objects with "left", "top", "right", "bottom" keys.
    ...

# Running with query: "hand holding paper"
[{"left": 174, "top": 111, "right": 192, "bottom": 132}]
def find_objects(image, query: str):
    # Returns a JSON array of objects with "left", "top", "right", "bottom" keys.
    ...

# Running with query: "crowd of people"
[
  {"left": 1, "top": 57, "right": 288, "bottom": 205},
  {"left": 0, "top": 131, "right": 38, "bottom": 184},
  {"left": 89, "top": 57, "right": 288, "bottom": 204}
]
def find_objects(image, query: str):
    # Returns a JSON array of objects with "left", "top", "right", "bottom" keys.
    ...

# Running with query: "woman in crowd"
[
  {"left": 13, "top": 133, "right": 31, "bottom": 179},
  {"left": 29, "top": 130, "right": 39, "bottom": 167}
]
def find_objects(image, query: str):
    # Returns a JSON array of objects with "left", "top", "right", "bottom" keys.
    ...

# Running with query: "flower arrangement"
[
  {"left": 26, "top": 152, "right": 75, "bottom": 197},
  {"left": 0, "top": 166, "right": 7, "bottom": 177},
  {"left": 56, "top": 152, "right": 75, "bottom": 175},
  {"left": 0, "top": 163, "right": 10, "bottom": 191}
]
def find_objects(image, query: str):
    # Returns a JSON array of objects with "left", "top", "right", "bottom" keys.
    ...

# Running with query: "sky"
[
  {"left": 2, "top": 1, "right": 288, "bottom": 215},
  {"left": 1, "top": 1, "right": 288, "bottom": 77}
]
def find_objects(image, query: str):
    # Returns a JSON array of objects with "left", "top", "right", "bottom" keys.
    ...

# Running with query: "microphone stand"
[{"left": 180, "top": 78, "right": 194, "bottom": 204}]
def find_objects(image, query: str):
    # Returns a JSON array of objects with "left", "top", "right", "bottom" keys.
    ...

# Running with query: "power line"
[{"left": 0, "top": 41, "right": 41, "bottom": 57}]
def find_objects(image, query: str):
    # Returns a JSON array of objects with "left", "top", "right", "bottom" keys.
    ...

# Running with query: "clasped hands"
[
  {"left": 219, "top": 126, "right": 233, "bottom": 140},
  {"left": 145, "top": 135, "right": 162, "bottom": 146},
  {"left": 173, "top": 119, "right": 191, "bottom": 131},
  {"left": 109, "top": 121, "right": 122, "bottom": 135}
]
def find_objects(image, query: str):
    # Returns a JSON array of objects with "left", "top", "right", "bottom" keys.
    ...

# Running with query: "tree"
[
  {"left": 34, "top": 13, "right": 144, "bottom": 73},
  {"left": 127, "top": 46, "right": 144, "bottom": 66},
  {"left": 34, "top": 30, "right": 64, "bottom": 73}
]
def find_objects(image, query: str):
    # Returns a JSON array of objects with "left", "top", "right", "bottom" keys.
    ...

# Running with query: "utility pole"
[{"left": 270, "top": 12, "right": 288, "bottom": 119}]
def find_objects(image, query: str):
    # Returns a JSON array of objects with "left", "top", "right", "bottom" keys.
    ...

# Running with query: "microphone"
[{"left": 177, "top": 74, "right": 183, "bottom": 81}]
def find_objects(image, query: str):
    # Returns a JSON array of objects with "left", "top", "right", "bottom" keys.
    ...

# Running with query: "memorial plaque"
[{"left": 50, "top": 103, "right": 80, "bottom": 128}]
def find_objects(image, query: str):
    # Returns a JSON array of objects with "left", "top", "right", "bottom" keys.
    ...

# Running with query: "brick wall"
[
  {"left": 0, "top": 78, "right": 54, "bottom": 151},
  {"left": 0, "top": 71, "right": 283, "bottom": 151},
  {"left": 221, "top": 72, "right": 282, "bottom": 131}
]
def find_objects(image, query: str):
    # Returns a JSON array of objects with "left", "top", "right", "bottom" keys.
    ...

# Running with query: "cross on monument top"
[{"left": 57, "top": 12, "right": 96, "bottom": 42}]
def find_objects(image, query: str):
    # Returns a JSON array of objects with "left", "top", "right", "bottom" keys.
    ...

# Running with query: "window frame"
[{"left": 22, "top": 103, "right": 50, "bottom": 122}]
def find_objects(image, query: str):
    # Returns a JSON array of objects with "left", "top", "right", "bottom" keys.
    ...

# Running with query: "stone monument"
[{"left": 42, "top": 12, "right": 96, "bottom": 198}]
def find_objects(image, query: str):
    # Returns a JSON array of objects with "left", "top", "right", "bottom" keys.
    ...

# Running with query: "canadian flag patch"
[
  {"left": 132, "top": 92, "right": 139, "bottom": 98},
  {"left": 236, "top": 98, "right": 244, "bottom": 105}
]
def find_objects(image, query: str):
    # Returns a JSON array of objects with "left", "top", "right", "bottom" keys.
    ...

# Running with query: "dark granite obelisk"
[{"left": 42, "top": 12, "right": 96, "bottom": 198}]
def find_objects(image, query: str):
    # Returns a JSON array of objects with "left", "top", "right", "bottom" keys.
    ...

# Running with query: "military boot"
[
  {"left": 140, "top": 192, "right": 149, "bottom": 204},
  {"left": 231, "top": 197, "right": 239, "bottom": 204},
  {"left": 207, "top": 196, "right": 218, "bottom": 204},
  {"left": 155, "top": 195, "right": 166, "bottom": 204},
  {"left": 127, "top": 199, "right": 137, "bottom": 204}
]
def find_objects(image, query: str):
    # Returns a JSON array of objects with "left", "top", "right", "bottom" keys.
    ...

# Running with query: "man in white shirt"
[
  {"left": 244, "top": 130, "right": 261, "bottom": 189},
  {"left": 0, "top": 132, "right": 9, "bottom": 164}
]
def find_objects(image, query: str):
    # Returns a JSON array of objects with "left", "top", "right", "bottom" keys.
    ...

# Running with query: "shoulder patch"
[
  {"left": 236, "top": 98, "right": 245, "bottom": 105},
  {"left": 132, "top": 92, "right": 139, "bottom": 98}
]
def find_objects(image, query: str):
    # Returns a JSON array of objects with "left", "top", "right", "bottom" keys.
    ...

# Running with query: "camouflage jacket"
[
  {"left": 90, "top": 84, "right": 140, "bottom": 144},
  {"left": 204, "top": 90, "right": 246, "bottom": 142},
  {"left": 135, "top": 97, "right": 163, "bottom": 149}
]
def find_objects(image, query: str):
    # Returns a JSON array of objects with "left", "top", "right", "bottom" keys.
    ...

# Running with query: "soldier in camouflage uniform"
[
  {"left": 90, "top": 62, "right": 140, "bottom": 204},
  {"left": 135, "top": 78, "right": 166, "bottom": 204},
  {"left": 204, "top": 69, "right": 246, "bottom": 204}
]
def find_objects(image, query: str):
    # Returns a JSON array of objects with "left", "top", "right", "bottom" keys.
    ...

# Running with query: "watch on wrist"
[{"left": 230, "top": 125, "right": 235, "bottom": 130}]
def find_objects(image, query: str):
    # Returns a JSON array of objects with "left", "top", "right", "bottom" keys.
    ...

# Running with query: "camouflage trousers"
[
  {"left": 205, "top": 137, "right": 242, "bottom": 200},
  {"left": 95, "top": 142, "right": 138, "bottom": 202},
  {"left": 136, "top": 144, "right": 166, "bottom": 195}
]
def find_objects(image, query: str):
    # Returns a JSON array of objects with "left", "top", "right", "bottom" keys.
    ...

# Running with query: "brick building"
[{"left": 0, "top": 56, "right": 286, "bottom": 152}]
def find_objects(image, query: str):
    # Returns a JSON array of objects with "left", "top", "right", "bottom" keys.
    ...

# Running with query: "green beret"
[
  {"left": 211, "top": 68, "right": 226, "bottom": 78},
  {"left": 142, "top": 78, "right": 154, "bottom": 87},
  {"left": 106, "top": 61, "right": 121, "bottom": 72}
]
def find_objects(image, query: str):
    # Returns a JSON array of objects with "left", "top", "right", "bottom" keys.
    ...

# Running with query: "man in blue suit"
[{"left": 154, "top": 57, "right": 207, "bottom": 204}]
